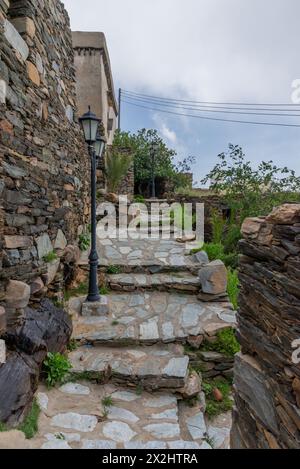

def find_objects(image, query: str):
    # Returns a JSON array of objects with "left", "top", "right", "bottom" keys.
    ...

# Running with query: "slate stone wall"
[
  {"left": 0, "top": 1, "right": 90, "bottom": 321},
  {"left": 231, "top": 204, "right": 300, "bottom": 449}
]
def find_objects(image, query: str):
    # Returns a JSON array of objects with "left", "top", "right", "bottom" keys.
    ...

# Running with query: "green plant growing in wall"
[
  {"left": 107, "top": 265, "right": 122, "bottom": 275},
  {"left": 43, "top": 352, "right": 72, "bottom": 388},
  {"left": 43, "top": 251, "right": 58, "bottom": 263},
  {"left": 202, "top": 328, "right": 240, "bottom": 357},
  {"left": 79, "top": 233, "right": 91, "bottom": 252},
  {"left": 106, "top": 148, "right": 133, "bottom": 193}
]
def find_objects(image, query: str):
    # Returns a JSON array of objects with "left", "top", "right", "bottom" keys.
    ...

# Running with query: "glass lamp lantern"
[
  {"left": 94, "top": 135, "right": 106, "bottom": 158},
  {"left": 79, "top": 106, "right": 100, "bottom": 144}
]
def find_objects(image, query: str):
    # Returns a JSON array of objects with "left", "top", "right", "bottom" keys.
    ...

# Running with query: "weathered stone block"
[
  {"left": 26, "top": 61, "right": 40, "bottom": 86},
  {"left": 54, "top": 229, "right": 67, "bottom": 250},
  {"left": 0, "top": 79, "right": 6, "bottom": 104},
  {"left": 81, "top": 297, "right": 109, "bottom": 317},
  {"left": 3, "top": 19, "right": 29, "bottom": 62},
  {"left": 198, "top": 260, "right": 227, "bottom": 295},
  {"left": 5, "top": 280, "right": 30, "bottom": 309},
  {"left": 46, "top": 259, "right": 60, "bottom": 285},
  {"left": 4, "top": 236, "right": 32, "bottom": 249},
  {"left": 0, "top": 339, "right": 6, "bottom": 364},
  {"left": 10, "top": 17, "right": 36, "bottom": 39},
  {"left": 266, "top": 203, "right": 300, "bottom": 225},
  {"left": 36, "top": 233, "right": 53, "bottom": 259}
]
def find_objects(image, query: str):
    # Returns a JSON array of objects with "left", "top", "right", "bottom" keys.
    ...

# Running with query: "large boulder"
[
  {"left": 198, "top": 260, "right": 227, "bottom": 295},
  {"left": 0, "top": 300, "right": 72, "bottom": 426},
  {"left": 266, "top": 203, "right": 300, "bottom": 225}
]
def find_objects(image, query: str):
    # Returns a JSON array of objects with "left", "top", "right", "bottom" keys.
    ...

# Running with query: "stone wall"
[
  {"left": 231, "top": 204, "right": 300, "bottom": 449},
  {"left": 0, "top": 0, "right": 90, "bottom": 322}
]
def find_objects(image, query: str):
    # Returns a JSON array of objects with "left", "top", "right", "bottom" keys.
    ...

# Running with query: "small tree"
[
  {"left": 202, "top": 143, "right": 300, "bottom": 221},
  {"left": 105, "top": 148, "right": 133, "bottom": 193}
]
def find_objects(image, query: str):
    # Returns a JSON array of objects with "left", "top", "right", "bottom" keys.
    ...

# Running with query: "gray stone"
[
  {"left": 198, "top": 260, "right": 227, "bottom": 295},
  {"left": 144, "top": 423, "right": 180, "bottom": 439},
  {"left": 162, "top": 357, "right": 189, "bottom": 378},
  {"left": 102, "top": 421, "right": 137, "bottom": 443},
  {"left": 81, "top": 297, "right": 109, "bottom": 316},
  {"left": 45, "top": 432, "right": 81, "bottom": 443},
  {"left": 50, "top": 413, "right": 98, "bottom": 432},
  {"left": 111, "top": 391, "right": 139, "bottom": 402},
  {"left": 139, "top": 319, "right": 159, "bottom": 341},
  {"left": 162, "top": 322, "right": 174, "bottom": 341},
  {"left": 193, "top": 251, "right": 209, "bottom": 265},
  {"left": 108, "top": 407, "right": 139, "bottom": 423},
  {"left": 0, "top": 79, "right": 6, "bottom": 104},
  {"left": 125, "top": 441, "right": 167, "bottom": 449},
  {"left": 46, "top": 259, "right": 60, "bottom": 285},
  {"left": 59, "top": 383, "right": 90, "bottom": 396},
  {"left": 144, "top": 396, "right": 177, "bottom": 408},
  {"left": 54, "top": 229, "right": 67, "bottom": 250},
  {"left": 41, "top": 440, "right": 71, "bottom": 449},
  {"left": 168, "top": 440, "right": 203, "bottom": 449},
  {"left": 3, "top": 20, "right": 29, "bottom": 62},
  {"left": 181, "top": 304, "right": 201, "bottom": 328},
  {"left": 65, "top": 105, "right": 74, "bottom": 123},
  {"left": 207, "top": 425, "right": 230, "bottom": 449},
  {"left": 186, "top": 412, "right": 207, "bottom": 440},
  {"left": 81, "top": 440, "right": 116, "bottom": 449},
  {"left": 0, "top": 340, "right": 6, "bottom": 364},
  {"left": 37, "top": 233, "right": 53, "bottom": 259},
  {"left": 36, "top": 393, "right": 48, "bottom": 411},
  {"left": 5, "top": 280, "right": 30, "bottom": 308},
  {"left": 2, "top": 161, "right": 27, "bottom": 178},
  {"left": 151, "top": 408, "right": 178, "bottom": 420},
  {"left": 234, "top": 353, "right": 278, "bottom": 435}
]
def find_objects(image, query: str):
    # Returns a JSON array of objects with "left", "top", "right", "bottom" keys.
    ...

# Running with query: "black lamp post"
[{"left": 79, "top": 107, "right": 106, "bottom": 302}]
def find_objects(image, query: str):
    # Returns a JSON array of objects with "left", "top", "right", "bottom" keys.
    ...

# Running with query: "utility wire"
[
  {"left": 122, "top": 95, "right": 300, "bottom": 118},
  {"left": 122, "top": 100, "right": 300, "bottom": 128},
  {"left": 122, "top": 89, "right": 299, "bottom": 108},
  {"left": 122, "top": 91, "right": 300, "bottom": 113}
]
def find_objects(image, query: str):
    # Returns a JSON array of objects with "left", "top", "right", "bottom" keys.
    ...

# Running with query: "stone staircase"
[{"left": 29, "top": 232, "right": 234, "bottom": 449}]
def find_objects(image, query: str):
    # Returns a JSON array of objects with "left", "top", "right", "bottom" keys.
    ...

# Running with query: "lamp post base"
[{"left": 81, "top": 296, "right": 109, "bottom": 317}]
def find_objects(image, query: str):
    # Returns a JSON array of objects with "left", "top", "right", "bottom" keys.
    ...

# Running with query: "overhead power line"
[
  {"left": 122, "top": 89, "right": 300, "bottom": 108},
  {"left": 122, "top": 95, "right": 300, "bottom": 118},
  {"left": 122, "top": 100, "right": 300, "bottom": 128}
]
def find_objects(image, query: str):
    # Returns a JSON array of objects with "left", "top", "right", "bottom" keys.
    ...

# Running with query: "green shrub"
[
  {"left": 227, "top": 268, "right": 240, "bottom": 310},
  {"left": 43, "top": 251, "right": 58, "bottom": 263},
  {"left": 211, "top": 211, "right": 226, "bottom": 244},
  {"left": 79, "top": 233, "right": 90, "bottom": 252},
  {"left": 18, "top": 399, "right": 40, "bottom": 439},
  {"left": 107, "top": 265, "right": 122, "bottom": 275},
  {"left": 133, "top": 195, "right": 145, "bottom": 203},
  {"left": 202, "top": 328, "right": 240, "bottom": 357},
  {"left": 102, "top": 396, "right": 114, "bottom": 407},
  {"left": 43, "top": 352, "right": 72, "bottom": 387},
  {"left": 203, "top": 378, "right": 233, "bottom": 419},
  {"left": 64, "top": 282, "right": 88, "bottom": 301},
  {"left": 223, "top": 224, "right": 241, "bottom": 254},
  {"left": 99, "top": 286, "right": 110, "bottom": 295}
]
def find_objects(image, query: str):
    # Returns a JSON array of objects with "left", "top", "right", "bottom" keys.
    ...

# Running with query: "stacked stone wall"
[
  {"left": 0, "top": 0, "right": 90, "bottom": 316},
  {"left": 231, "top": 204, "right": 300, "bottom": 449}
]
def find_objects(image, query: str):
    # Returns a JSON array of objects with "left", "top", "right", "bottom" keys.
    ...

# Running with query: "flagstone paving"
[{"left": 29, "top": 216, "right": 234, "bottom": 450}]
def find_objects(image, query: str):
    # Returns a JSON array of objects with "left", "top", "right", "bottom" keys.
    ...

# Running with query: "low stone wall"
[{"left": 231, "top": 204, "right": 300, "bottom": 449}]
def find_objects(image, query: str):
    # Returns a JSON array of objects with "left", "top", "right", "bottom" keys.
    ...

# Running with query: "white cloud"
[{"left": 152, "top": 113, "right": 177, "bottom": 144}]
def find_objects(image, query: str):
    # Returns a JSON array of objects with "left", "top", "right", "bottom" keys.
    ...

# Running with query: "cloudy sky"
[{"left": 63, "top": 0, "right": 300, "bottom": 185}]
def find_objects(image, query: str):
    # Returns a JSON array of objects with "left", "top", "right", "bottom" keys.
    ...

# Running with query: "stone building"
[{"left": 72, "top": 31, "right": 118, "bottom": 145}]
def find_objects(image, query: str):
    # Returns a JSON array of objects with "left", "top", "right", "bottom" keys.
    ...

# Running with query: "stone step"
[
  {"left": 68, "top": 344, "right": 189, "bottom": 392},
  {"left": 69, "top": 292, "right": 236, "bottom": 347},
  {"left": 108, "top": 272, "right": 201, "bottom": 293},
  {"left": 32, "top": 382, "right": 212, "bottom": 449}
]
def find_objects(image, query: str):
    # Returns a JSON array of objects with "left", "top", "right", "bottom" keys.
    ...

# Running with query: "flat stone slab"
[
  {"left": 79, "top": 237, "right": 198, "bottom": 272},
  {"left": 68, "top": 344, "right": 189, "bottom": 390},
  {"left": 29, "top": 383, "right": 213, "bottom": 449},
  {"left": 69, "top": 292, "right": 235, "bottom": 346},
  {"left": 108, "top": 272, "right": 201, "bottom": 293}
]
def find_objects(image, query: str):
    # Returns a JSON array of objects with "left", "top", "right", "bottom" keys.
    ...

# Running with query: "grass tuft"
[{"left": 18, "top": 399, "right": 40, "bottom": 439}]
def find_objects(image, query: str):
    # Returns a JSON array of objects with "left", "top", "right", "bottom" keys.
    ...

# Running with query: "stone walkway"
[{"left": 30, "top": 222, "right": 234, "bottom": 449}]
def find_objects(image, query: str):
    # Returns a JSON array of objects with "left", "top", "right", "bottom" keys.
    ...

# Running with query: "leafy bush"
[
  {"left": 203, "top": 378, "right": 233, "bottom": 419},
  {"left": 106, "top": 148, "right": 133, "bottom": 193},
  {"left": 18, "top": 399, "right": 40, "bottom": 439},
  {"left": 43, "top": 251, "right": 58, "bottom": 263},
  {"left": 43, "top": 352, "right": 72, "bottom": 387},
  {"left": 227, "top": 268, "right": 240, "bottom": 310},
  {"left": 202, "top": 328, "right": 240, "bottom": 357},
  {"left": 133, "top": 195, "right": 145, "bottom": 203},
  {"left": 79, "top": 233, "right": 90, "bottom": 252},
  {"left": 107, "top": 265, "right": 122, "bottom": 274},
  {"left": 211, "top": 211, "right": 226, "bottom": 244}
]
